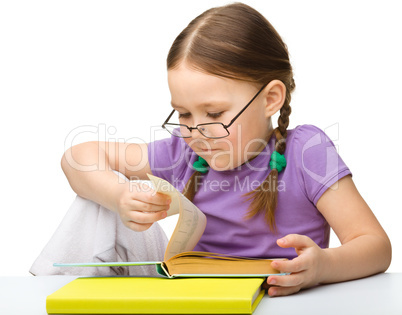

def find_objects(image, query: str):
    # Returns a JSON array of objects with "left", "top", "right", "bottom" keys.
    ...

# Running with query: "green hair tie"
[
  {"left": 193, "top": 156, "right": 209, "bottom": 174},
  {"left": 269, "top": 151, "right": 287, "bottom": 173}
]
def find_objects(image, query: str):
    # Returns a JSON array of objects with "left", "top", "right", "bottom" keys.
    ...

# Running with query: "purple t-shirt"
[{"left": 148, "top": 124, "right": 352, "bottom": 259}]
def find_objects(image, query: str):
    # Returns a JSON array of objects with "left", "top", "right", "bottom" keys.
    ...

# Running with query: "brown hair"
[{"left": 167, "top": 2, "right": 295, "bottom": 231}]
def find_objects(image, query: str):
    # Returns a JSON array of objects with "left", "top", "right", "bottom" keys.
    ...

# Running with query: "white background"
[{"left": 0, "top": 0, "right": 401, "bottom": 276}]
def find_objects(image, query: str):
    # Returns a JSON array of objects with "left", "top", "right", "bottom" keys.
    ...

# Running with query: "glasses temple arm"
[
  {"left": 162, "top": 109, "right": 176, "bottom": 126},
  {"left": 224, "top": 83, "right": 268, "bottom": 129}
]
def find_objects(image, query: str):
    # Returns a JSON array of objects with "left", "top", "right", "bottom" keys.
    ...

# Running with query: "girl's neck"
[{"left": 235, "top": 126, "right": 275, "bottom": 171}]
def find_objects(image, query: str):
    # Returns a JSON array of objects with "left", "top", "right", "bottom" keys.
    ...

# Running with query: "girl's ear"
[{"left": 263, "top": 80, "right": 286, "bottom": 118}]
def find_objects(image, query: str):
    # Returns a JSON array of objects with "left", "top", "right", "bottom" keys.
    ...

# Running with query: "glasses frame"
[{"left": 162, "top": 83, "right": 268, "bottom": 139}]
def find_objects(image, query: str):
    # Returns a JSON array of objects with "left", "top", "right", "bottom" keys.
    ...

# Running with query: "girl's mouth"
[{"left": 200, "top": 148, "right": 218, "bottom": 153}]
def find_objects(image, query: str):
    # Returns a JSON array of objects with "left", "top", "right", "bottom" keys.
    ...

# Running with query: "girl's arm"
[
  {"left": 266, "top": 175, "right": 392, "bottom": 296},
  {"left": 317, "top": 175, "right": 391, "bottom": 282},
  {"left": 61, "top": 141, "right": 171, "bottom": 231}
]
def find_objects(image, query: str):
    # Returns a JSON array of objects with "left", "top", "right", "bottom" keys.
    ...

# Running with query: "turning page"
[{"left": 147, "top": 174, "right": 207, "bottom": 261}]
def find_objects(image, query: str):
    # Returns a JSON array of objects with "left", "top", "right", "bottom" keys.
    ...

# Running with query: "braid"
[
  {"left": 182, "top": 171, "right": 203, "bottom": 202},
  {"left": 243, "top": 82, "right": 293, "bottom": 232},
  {"left": 275, "top": 95, "right": 292, "bottom": 154}
]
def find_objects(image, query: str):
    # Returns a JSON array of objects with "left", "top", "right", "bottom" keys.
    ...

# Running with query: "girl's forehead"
[
  {"left": 168, "top": 64, "right": 228, "bottom": 90},
  {"left": 168, "top": 65, "right": 257, "bottom": 106}
]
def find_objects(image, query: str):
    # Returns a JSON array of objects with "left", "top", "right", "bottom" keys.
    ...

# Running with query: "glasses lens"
[
  {"left": 197, "top": 123, "right": 229, "bottom": 139},
  {"left": 163, "top": 124, "right": 191, "bottom": 138},
  {"left": 163, "top": 123, "right": 229, "bottom": 139}
]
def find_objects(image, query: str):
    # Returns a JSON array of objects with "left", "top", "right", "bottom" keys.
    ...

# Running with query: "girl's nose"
[{"left": 191, "top": 127, "right": 208, "bottom": 140}]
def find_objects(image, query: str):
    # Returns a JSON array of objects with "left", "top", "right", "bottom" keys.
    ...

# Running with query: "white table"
[{"left": 0, "top": 273, "right": 400, "bottom": 314}]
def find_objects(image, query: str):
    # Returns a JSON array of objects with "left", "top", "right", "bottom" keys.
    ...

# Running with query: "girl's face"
[{"left": 167, "top": 63, "right": 275, "bottom": 171}]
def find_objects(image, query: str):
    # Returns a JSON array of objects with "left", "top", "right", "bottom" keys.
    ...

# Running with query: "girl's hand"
[
  {"left": 113, "top": 182, "right": 171, "bottom": 232},
  {"left": 265, "top": 234, "right": 327, "bottom": 297}
]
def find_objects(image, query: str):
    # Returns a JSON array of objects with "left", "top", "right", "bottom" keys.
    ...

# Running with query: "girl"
[{"left": 31, "top": 3, "right": 391, "bottom": 296}]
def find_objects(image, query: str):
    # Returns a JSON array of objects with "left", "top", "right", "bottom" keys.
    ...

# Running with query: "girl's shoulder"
[
  {"left": 289, "top": 124, "right": 330, "bottom": 142},
  {"left": 287, "top": 124, "right": 336, "bottom": 151},
  {"left": 286, "top": 124, "right": 351, "bottom": 206}
]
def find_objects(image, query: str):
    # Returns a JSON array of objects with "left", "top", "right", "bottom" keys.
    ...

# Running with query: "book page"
[
  {"left": 164, "top": 251, "right": 287, "bottom": 277},
  {"left": 147, "top": 174, "right": 207, "bottom": 261}
]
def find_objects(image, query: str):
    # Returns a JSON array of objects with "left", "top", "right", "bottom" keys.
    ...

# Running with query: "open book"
[{"left": 54, "top": 174, "right": 286, "bottom": 278}]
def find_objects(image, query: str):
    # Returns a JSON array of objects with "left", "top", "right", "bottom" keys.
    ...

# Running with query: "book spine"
[{"left": 46, "top": 296, "right": 255, "bottom": 314}]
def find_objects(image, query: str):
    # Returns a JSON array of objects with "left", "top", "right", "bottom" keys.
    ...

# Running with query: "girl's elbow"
[
  {"left": 378, "top": 234, "right": 392, "bottom": 273},
  {"left": 383, "top": 237, "right": 392, "bottom": 272},
  {"left": 61, "top": 149, "right": 70, "bottom": 174}
]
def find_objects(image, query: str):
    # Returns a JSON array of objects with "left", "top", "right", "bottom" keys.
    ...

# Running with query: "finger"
[
  {"left": 151, "top": 192, "right": 172, "bottom": 205},
  {"left": 271, "top": 256, "right": 306, "bottom": 273},
  {"left": 131, "top": 185, "right": 172, "bottom": 206},
  {"left": 268, "top": 285, "right": 301, "bottom": 297},
  {"left": 267, "top": 273, "right": 303, "bottom": 288},
  {"left": 129, "top": 199, "right": 171, "bottom": 212},
  {"left": 276, "top": 234, "right": 315, "bottom": 250},
  {"left": 125, "top": 210, "right": 168, "bottom": 224},
  {"left": 139, "top": 192, "right": 171, "bottom": 206}
]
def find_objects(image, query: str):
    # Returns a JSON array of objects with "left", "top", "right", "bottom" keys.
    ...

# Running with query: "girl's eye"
[
  {"left": 178, "top": 112, "right": 191, "bottom": 119},
  {"left": 179, "top": 112, "right": 224, "bottom": 119},
  {"left": 207, "top": 112, "right": 224, "bottom": 119}
]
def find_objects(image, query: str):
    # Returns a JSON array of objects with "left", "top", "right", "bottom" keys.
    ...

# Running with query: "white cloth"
[{"left": 29, "top": 195, "right": 168, "bottom": 276}]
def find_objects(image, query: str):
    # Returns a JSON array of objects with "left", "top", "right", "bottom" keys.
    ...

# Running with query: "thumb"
[{"left": 277, "top": 234, "right": 315, "bottom": 250}]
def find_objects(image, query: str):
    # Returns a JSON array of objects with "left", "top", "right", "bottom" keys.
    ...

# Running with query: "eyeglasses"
[{"left": 162, "top": 83, "right": 267, "bottom": 139}]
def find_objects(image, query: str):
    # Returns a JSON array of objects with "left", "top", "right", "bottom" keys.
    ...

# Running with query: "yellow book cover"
[{"left": 46, "top": 277, "right": 265, "bottom": 314}]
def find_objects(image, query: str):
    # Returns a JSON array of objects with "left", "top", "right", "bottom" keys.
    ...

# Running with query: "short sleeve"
[
  {"left": 293, "top": 125, "right": 352, "bottom": 206},
  {"left": 147, "top": 135, "right": 193, "bottom": 183}
]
